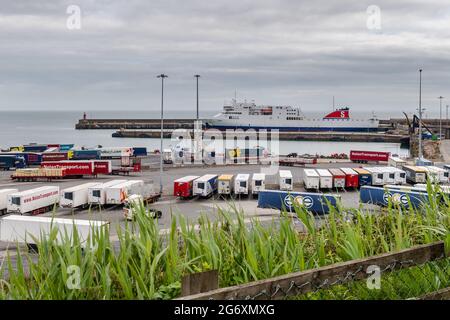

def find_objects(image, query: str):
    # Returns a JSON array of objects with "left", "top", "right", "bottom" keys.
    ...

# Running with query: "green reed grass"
[{"left": 0, "top": 185, "right": 449, "bottom": 299}]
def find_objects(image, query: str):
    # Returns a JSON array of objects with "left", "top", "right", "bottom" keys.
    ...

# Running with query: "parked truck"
[
  {"left": 7, "top": 186, "right": 60, "bottom": 215},
  {"left": 352, "top": 168, "right": 372, "bottom": 186},
  {"left": 41, "top": 161, "right": 94, "bottom": 177},
  {"left": 0, "top": 189, "right": 18, "bottom": 215},
  {"left": 122, "top": 194, "right": 162, "bottom": 221},
  {"left": 60, "top": 182, "right": 103, "bottom": 209},
  {"left": 88, "top": 180, "right": 127, "bottom": 205},
  {"left": 350, "top": 150, "right": 390, "bottom": 163},
  {"left": 0, "top": 215, "right": 109, "bottom": 247},
  {"left": 328, "top": 169, "right": 346, "bottom": 188},
  {"left": 388, "top": 156, "right": 407, "bottom": 168},
  {"left": 0, "top": 155, "right": 26, "bottom": 170}
]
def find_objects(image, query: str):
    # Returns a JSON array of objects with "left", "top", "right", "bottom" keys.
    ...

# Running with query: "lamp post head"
[
  {"left": 157, "top": 74, "right": 168, "bottom": 79},
  {"left": 194, "top": 74, "right": 200, "bottom": 78}
]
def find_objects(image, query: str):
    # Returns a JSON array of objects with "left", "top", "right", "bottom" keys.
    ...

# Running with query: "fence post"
[{"left": 181, "top": 270, "right": 219, "bottom": 297}]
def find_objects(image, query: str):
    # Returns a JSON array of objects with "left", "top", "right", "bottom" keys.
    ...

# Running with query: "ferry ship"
[{"left": 205, "top": 100, "right": 379, "bottom": 132}]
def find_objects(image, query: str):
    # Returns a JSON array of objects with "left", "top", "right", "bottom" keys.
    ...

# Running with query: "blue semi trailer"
[
  {"left": 359, "top": 186, "right": 430, "bottom": 209},
  {"left": 257, "top": 190, "right": 340, "bottom": 214}
]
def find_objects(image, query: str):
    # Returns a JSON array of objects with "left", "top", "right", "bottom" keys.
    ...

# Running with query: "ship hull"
[{"left": 205, "top": 124, "right": 380, "bottom": 132}]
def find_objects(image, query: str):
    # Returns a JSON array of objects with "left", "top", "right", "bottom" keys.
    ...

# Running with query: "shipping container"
[
  {"left": 105, "top": 180, "right": 144, "bottom": 205},
  {"left": 388, "top": 156, "right": 407, "bottom": 168},
  {"left": 7, "top": 186, "right": 59, "bottom": 215},
  {"left": 257, "top": 190, "right": 340, "bottom": 214},
  {"left": 1, "top": 152, "right": 43, "bottom": 166},
  {"left": 340, "top": 168, "right": 359, "bottom": 188},
  {"left": 41, "top": 161, "right": 94, "bottom": 176},
  {"left": 132, "top": 147, "right": 147, "bottom": 157},
  {"left": 193, "top": 174, "right": 218, "bottom": 197},
  {"left": 279, "top": 170, "right": 293, "bottom": 191},
  {"left": 23, "top": 144, "right": 48, "bottom": 153},
  {"left": 42, "top": 152, "right": 69, "bottom": 162},
  {"left": 59, "top": 144, "right": 75, "bottom": 152},
  {"left": 88, "top": 180, "right": 127, "bottom": 205},
  {"left": 0, "top": 189, "right": 18, "bottom": 215},
  {"left": 350, "top": 150, "right": 390, "bottom": 163},
  {"left": 363, "top": 167, "right": 386, "bottom": 186},
  {"left": 403, "top": 165, "right": 427, "bottom": 184},
  {"left": 72, "top": 150, "right": 101, "bottom": 160},
  {"left": 316, "top": 169, "right": 333, "bottom": 189},
  {"left": 251, "top": 173, "right": 266, "bottom": 195},
  {"left": 328, "top": 168, "right": 346, "bottom": 188},
  {"left": 0, "top": 215, "right": 109, "bottom": 247},
  {"left": 234, "top": 174, "right": 250, "bottom": 195},
  {"left": 360, "top": 186, "right": 428, "bottom": 209},
  {"left": 303, "top": 169, "right": 319, "bottom": 190},
  {"left": 60, "top": 182, "right": 102, "bottom": 209},
  {"left": 0, "top": 155, "right": 26, "bottom": 170},
  {"left": 174, "top": 175, "right": 200, "bottom": 198},
  {"left": 217, "top": 175, "right": 234, "bottom": 196},
  {"left": 352, "top": 168, "right": 372, "bottom": 186}
]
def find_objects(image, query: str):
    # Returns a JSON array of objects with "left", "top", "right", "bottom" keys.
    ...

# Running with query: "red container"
[
  {"left": 93, "top": 160, "right": 112, "bottom": 175},
  {"left": 174, "top": 176, "right": 198, "bottom": 198},
  {"left": 42, "top": 152, "right": 68, "bottom": 162},
  {"left": 41, "top": 161, "right": 94, "bottom": 176},
  {"left": 340, "top": 168, "right": 359, "bottom": 188},
  {"left": 350, "top": 150, "right": 390, "bottom": 163}
]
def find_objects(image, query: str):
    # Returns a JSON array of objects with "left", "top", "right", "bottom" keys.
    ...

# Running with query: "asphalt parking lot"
[{"left": 0, "top": 160, "right": 379, "bottom": 252}]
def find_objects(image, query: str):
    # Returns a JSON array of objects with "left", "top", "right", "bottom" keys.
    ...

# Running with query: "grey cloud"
[{"left": 0, "top": 0, "right": 449, "bottom": 117}]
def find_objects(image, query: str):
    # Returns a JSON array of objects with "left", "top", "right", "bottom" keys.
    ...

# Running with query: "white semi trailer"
[
  {"left": 60, "top": 183, "right": 103, "bottom": 209},
  {"left": 0, "top": 215, "right": 109, "bottom": 247},
  {"left": 7, "top": 186, "right": 60, "bottom": 215},
  {"left": 0, "top": 189, "right": 18, "bottom": 215},
  {"left": 106, "top": 180, "right": 145, "bottom": 205},
  {"left": 88, "top": 180, "right": 127, "bottom": 205}
]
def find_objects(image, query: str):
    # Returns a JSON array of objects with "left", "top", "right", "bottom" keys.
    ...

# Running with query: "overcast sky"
[{"left": 0, "top": 0, "right": 449, "bottom": 116}]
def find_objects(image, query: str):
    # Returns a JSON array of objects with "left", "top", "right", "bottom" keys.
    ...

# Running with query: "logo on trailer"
[
  {"left": 383, "top": 192, "right": 409, "bottom": 206},
  {"left": 284, "top": 195, "right": 314, "bottom": 209}
]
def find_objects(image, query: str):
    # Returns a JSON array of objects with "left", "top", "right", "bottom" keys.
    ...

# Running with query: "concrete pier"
[{"left": 111, "top": 128, "right": 410, "bottom": 145}]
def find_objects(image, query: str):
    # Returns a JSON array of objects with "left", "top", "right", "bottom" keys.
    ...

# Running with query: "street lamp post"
[
  {"left": 418, "top": 69, "right": 423, "bottom": 160},
  {"left": 194, "top": 75, "right": 200, "bottom": 121},
  {"left": 438, "top": 96, "right": 444, "bottom": 140},
  {"left": 157, "top": 74, "right": 168, "bottom": 194}
]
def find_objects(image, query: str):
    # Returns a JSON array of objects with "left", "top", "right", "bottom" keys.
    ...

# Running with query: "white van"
[
  {"left": 303, "top": 169, "right": 319, "bottom": 190},
  {"left": 279, "top": 170, "right": 293, "bottom": 191},
  {"left": 234, "top": 174, "right": 250, "bottom": 195},
  {"left": 251, "top": 173, "right": 266, "bottom": 195},
  {"left": 316, "top": 169, "right": 333, "bottom": 189}
]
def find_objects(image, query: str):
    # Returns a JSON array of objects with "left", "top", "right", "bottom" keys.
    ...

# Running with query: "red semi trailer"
[
  {"left": 42, "top": 152, "right": 69, "bottom": 162},
  {"left": 93, "top": 160, "right": 112, "bottom": 175},
  {"left": 174, "top": 175, "right": 199, "bottom": 198},
  {"left": 349, "top": 150, "right": 390, "bottom": 163},
  {"left": 41, "top": 161, "right": 94, "bottom": 176}
]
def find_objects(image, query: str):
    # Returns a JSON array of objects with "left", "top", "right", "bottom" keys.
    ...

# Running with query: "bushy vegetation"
[{"left": 0, "top": 184, "right": 449, "bottom": 299}]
